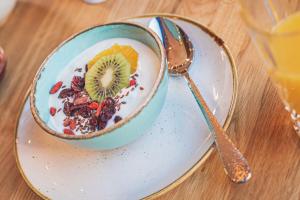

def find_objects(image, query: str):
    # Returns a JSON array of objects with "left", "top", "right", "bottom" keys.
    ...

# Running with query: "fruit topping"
[
  {"left": 49, "top": 81, "right": 63, "bottom": 94},
  {"left": 85, "top": 53, "right": 130, "bottom": 102},
  {"left": 50, "top": 107, "right": 57, "bottom": 116},
  {"left": 88, "top": 44, "right": 138, "bottom": 73}
]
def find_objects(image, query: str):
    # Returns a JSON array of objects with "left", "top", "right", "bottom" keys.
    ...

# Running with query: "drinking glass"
[
  {"left": 0, "top": 0, "right": 16, "bottom": 27},
  {"left": 239, "top": 0, "right": 300, "bottom": 137}
]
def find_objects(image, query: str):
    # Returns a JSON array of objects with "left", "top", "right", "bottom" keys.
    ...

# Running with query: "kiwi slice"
[
  {"left": 85, "top": 53, "right": 130, "bottom": 102},
  {"left": 88, "top": 44, "right": 138, "bottom": 73}
]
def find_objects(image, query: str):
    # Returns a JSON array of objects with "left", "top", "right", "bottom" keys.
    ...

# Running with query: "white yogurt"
[{"left": 48, "top": 38, "right": 161, "bottom": 135}]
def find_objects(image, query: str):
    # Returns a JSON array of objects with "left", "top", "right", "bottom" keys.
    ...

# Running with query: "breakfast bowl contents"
[{"left": 30, "top": 22, "right": 167, "bottom": 149}]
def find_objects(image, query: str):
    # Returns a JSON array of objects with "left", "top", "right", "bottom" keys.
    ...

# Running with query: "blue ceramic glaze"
[
  {"left": 69, "top": 70, "right": 168, "bottom": 149},
  {"left": 31, "top": 22, "right": 168, "bottom": 149}
]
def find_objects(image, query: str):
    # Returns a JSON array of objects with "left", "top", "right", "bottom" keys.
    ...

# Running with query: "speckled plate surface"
[{"left": 15, "top": 14, "right": 237, "bottom": 200}]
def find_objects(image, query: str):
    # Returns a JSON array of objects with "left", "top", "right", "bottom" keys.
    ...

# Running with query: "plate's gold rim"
[
  {"left": 14, "top": 13, "right": 238, "bottom": 200},
  {"left": 125, "top": 13, "right": 238, "bottom": 200},
  {"left": 14, "top": 86, "right": 50, "bottom": 200}
]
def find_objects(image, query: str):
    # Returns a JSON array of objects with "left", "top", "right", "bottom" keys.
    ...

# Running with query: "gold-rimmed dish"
[{"left": 15, "top": 14, "right": 237, "bottom": 199}]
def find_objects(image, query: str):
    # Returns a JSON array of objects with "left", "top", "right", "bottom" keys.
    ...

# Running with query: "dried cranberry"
[
  {"left": 49, "top": 81, "right": 63, "bottom": 94},
  {"left": 104, "top": 97, "right": 115, "bottom": 106},
  {"left": 73, "top": 96, "right": 89, "bottom": 105},
  {"left": 105, "top": 106, "right": 116, "bottom": 114},
  {"left": 109, "top": 106, "right": 116, "bottom": 114},
  {"left": 98, "top": 120, "right": 107, "bottom": 130},
  {"left": 59, "top": 88, "right": 74, "bottom": 98},
  {"left": 50, "top": 107, "right": 56, "bottom": 116},
  {"left": 63, "top": 102, "right": 74, "bottom": 116},
  {"left": 114, "top": 116, "right": 122, "bottom": 123},
  {"left": 89, "top": 116, "right": 98, "bottom": 131},
  {"left": 70, "top": 103, "right": 88, "bottom": 112},
  {"left": 63, "top": 118, "right": 71, "bottom": 127},
  {"left": 129, "top": 79, "right": 136, "bottom": 87},
  {"left": 74, "top": 91, "right": 87, "bottom": 99},
  {"left": 63, "top": 129, "right": 74, "bottom": 135},
  {"left": 89, "top": 116, "right": 98, "bottom": 126},
  {"left": 88, "top": 102, "right": 99, "bottom": 110},
  {"left": 71, "top": 76, "right": 85, "bottom": 92},
  {"left": 100, "top": 112, "right": 113, "bottom": 122},
  {"left": 69, "top": 120, "right": 76, "bottom": 130}
]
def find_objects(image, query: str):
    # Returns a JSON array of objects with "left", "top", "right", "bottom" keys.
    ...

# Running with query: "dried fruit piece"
[
  {"left": 70, "top": 103, "right": 88, "bottom": 112},
  {"left": 63, "top": 102, "right": 73, "bottom": 116},
  {"left": 63, "top": 118, "right": 71, "bottom": 127},
  {"left": 98, "top": 120, "right": 107, "bottom": 130},
  {"left": 69, "top": 120, "right": 76, "bottom": 130},
  {"left": 129, "top": 79, "right": 136, "bottom": 87},
  {"left": 114, "top": 115, "right": 122, "bottom": 123},
  {"left": 63, "top": 129, "right": 75, "bottom": 135},
  {"left": 89, "top": 115, "right": 98, "bottom": 126},
  {"left": 97, "top": 97, "right": 117, "bottom": 123},
  {"left": 105, "top": 97, "right": 115, "bottom": 106},
  {"left": 88, "top": 102, "right": 99, "bottom": 110},
  {"left": 50, "top": 107, "right": 56, "bottom": 116},
  {"left": 73, "top": 96, "right": 89, "bottom": 105},
  {"left": 71, "top": 76, "right": 85, "bottom": 92},
  {"left": 78, "top": 107, "right": 91, "bottom": 118},
  {"left": 59, "top": 88, "right": 74, "bottom": 98},
  {"left": 100, "top": 111, "right": 113, "bottom": 122},
  {"left": 74, "top": 91, "right": 88, "bottom": 99},
  {"left": 49, "top": 81, "right": 63, "bottom": 94},
  {"left": 89, "top": 115, "right": 98, "bottom": 131},
  {"left": 95, "top": 102, "right": 103, "bottom": 117}
]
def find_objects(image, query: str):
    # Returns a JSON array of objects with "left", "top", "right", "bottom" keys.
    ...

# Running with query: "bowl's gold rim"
[
  {"left": 29, "top": 21, "right": 167, "bottom": 140},
  {"left": 14, "top": 13, "right": 238, "bottom": 200}
]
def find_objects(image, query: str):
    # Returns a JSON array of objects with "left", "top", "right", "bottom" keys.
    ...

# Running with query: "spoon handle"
[{"left": 184, "top": 72, "right": 251, "bottom": 183}]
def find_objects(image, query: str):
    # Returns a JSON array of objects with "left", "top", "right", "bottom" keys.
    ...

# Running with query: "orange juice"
[{"left": 269, "top": 12, "right": 300, "bottom": 112}]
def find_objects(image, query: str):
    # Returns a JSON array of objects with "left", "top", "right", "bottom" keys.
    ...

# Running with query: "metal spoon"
[{"left": 149, "top": 17, "right": 251, "bottom": 183}]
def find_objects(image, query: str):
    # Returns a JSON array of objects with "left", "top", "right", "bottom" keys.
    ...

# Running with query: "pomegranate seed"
[
  {"left": 63, "top": 128, "right": 74, "bottom": 135},
  {"left": 129, "top": 79, "right": 136, "bottom": 87},
  {"left": 88, "top": 102, "right": 99, "bottom": 110},
  {"left": 50, "top": 107, "right": 56, "bottom": 116},
  {"left": 49, "top": 81, "right": 63, "bottom": 94},
  {"left": 69, "top": 120, "right": 76, "bottom": 130}
]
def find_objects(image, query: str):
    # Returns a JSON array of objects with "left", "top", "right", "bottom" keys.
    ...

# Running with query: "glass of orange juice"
[{"left": 239, "top": 0, "right": 300, "bottom": 136}]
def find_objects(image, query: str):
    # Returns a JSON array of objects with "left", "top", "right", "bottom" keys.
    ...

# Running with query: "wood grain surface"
[{"left": 0, "top": 0, "right": 299, "bottom": 199}]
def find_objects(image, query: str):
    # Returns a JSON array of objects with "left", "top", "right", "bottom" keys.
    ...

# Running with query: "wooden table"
[{"left": 0, "top": 0, "right": 299, "bottom": 199}]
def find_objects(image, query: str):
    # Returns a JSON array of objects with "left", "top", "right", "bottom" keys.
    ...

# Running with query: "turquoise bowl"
[{"left": 30, "top": 22, "right": 168, "bottom": 150}]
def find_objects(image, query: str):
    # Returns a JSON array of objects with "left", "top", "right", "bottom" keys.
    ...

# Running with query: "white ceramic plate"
[{"left": 15, "top": 14, "right": 237, "bottom": 200}]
